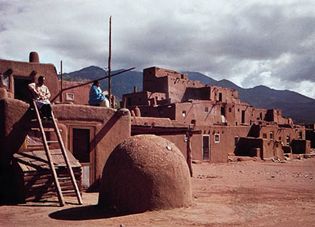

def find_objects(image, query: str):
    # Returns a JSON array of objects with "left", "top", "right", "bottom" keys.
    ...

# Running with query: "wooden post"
[
  {"left": 60, "top": 60, "right": 63, "bottom": 103},
  {"left": 108, "top": 16, "right": 112, "bottom": 107},
  {"left": 186, "top": 129, "right": 193, "bottom": 177}
]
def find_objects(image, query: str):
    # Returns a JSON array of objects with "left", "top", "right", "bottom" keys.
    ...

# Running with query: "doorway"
[
  {"left": 14, "top": 77, "right": 32, "bottom": 102},
  {"left": 72, "top": 128, "right": 91, "bottom": 189},
  {"left": 241, "top": 110, "right": 246, "bottom": 124},
  {"left": 202, "top": 135, "right": 210, "bottom": 160}
]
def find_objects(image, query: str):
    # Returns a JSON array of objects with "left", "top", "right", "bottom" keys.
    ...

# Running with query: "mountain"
[{"left": 64, "top": 66, "right": 315, "bottom": 123}]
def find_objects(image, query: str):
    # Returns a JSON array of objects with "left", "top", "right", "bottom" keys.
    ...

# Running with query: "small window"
[
  {"left": 221, "top": 107, "right": 225, "bottom": 116},
  {"left": 65, "top": 93, "right": 74, "bottom": 101},
  {"left": 214, "top": 133, "right": 220, "bottom": 143},
  {"left": 229, "top": 108, "right": 232, "bottom": 112},
  {"left": 182, "top": 111, "right": 186, "bottom": 117},
  {"left": 205, "top": 107, "right": 209, "bottom": 112},
  {"left": 286, "top": 135, "right": 290, "bottom": 145},
  {"left": 191, "top": 119, "right": 196, "bottom": 124},
  {"left": 263, "top": 133, "right": 267, "bottom": 139},
  {"left": 218, "top": 93, "right": 222, "bottom": 102}
]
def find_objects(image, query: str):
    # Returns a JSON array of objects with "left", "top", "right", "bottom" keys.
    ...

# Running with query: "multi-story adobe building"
[{"left": 122, "top": 67, "right": 312, "bottom": 162}]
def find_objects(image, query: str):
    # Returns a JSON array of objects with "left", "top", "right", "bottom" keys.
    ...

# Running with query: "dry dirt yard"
[{"left": 1, "top": 158, "right": 315, "bottom": 226}]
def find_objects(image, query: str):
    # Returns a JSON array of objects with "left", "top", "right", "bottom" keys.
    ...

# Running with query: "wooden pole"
[
  {"left": 108, "top": 16, "right": 112, "bottom": 107},
  {"left": 186, "top": 129, "right": 193, "bottom": 177},
  {"left": 60, "top": 60, "right": 63, "bottom": 103}
]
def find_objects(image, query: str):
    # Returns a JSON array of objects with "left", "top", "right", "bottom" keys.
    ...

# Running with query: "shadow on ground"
[{"left": 49, "top": 205, "right": 126, "bottom": 220}]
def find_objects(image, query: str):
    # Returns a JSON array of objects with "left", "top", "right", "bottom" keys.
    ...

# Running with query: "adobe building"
[
  {"left": 0, "top": 52, "right": 131, "bottom": 203},
  {"left": 122, "top": 67, "right": 311, "bottom": 162}
]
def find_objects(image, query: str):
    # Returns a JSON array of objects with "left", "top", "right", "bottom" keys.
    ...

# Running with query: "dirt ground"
[{"left": 1, "top": 158, "right": 315, "bottom": 226}]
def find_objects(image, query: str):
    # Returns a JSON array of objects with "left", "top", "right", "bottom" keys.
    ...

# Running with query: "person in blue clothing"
[{"left": 88, "top": 80, "right": 109, "bottom": 107}]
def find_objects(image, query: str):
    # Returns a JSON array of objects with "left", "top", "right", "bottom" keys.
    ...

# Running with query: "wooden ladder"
[{"left": 32, "top": 100, "right": 83, "bottom": 206}]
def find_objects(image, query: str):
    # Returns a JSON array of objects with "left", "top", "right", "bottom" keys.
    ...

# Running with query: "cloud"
[{"left": 0, "top": 0, "right": 315, "bottom": 98}]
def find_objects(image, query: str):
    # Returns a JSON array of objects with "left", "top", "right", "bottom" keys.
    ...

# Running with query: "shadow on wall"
[
  {"left": 49, "top": 205, "right": 127, "bottom": 221},
  {"left": 90, "top": 110, "right": 126, "bottom": 151}
]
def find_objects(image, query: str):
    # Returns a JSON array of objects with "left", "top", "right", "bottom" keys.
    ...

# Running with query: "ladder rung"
[
  {"left": 47, "top": 140, "right": 59, "bottom": 144},
  {"left": 30, "top": 128, "right": 62, "bottom": 132}
]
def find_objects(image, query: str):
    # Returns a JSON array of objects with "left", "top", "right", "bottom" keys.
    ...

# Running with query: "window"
[
  {"left": 214, "top": 133, "right": 220, "bottom": 143},
  {"left": 65, "top": 92, "right": 74, "bottom": 101},
  {"left": 182, "top": 111, "right": 186, "bottom": 117},
  {"left": 205, "top": 107, "right": 209, "bottom": 112},
  {"left": 270, "top": 132, "right": 274, "bottom": 140},
  {"left": 263, "top": 133, "right": 267, "bottom": 139},
  {"left": 229, "top": 108, "right": 232, "bottom": 112},
  {"left": 202, "top": 135, "right": 210, "bottom": 160}
]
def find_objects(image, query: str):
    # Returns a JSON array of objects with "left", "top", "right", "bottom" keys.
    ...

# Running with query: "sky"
[{"left": 1, "top": 0, "right": 315, "bottom": 99}]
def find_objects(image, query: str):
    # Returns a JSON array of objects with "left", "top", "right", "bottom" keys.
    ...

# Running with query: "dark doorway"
[
  {"left": 241, "top": 110, "right": 245, "bottom": 124},
  {"left": 73, "top": 128, "right": 90, "bottom": 163},
  {"left": 218, "top": 93, "right": 222, "bottom": 102},
  {"left": 221, "top": 106, "right": 226, "bottom": 116},
  {"left": 202, "top": 135, "right": 210, "bottom": 160},
  {"left": 73, "top": 128, "right": 91, "bottom": 189},
  {"left": 14, "top": 77, "right": 32, "bottom": 102}
]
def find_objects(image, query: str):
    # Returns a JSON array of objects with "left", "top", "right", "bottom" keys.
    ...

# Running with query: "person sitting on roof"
[
  {"left": 89, "top": 80, "right": 109, "bottom": 107},
  {"left": 28, "top": 75, "right": 52, "bottom": 119}
]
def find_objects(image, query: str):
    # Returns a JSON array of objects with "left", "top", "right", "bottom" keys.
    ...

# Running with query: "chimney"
[{"left": 29, "top": 52, "right": 40, "bottom": 63}]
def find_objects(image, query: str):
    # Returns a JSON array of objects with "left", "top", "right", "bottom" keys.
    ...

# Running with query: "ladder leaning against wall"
[{"left": 31, "top": 100, "right": 83, "bottom": 206}]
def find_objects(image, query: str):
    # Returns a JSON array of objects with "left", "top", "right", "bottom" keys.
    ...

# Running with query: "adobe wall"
[
  {"left": 53, "top": 105, "right": 131, "bottom": 182},
  {"left": 59, "top": 80, "right": 90, "bottom": 105},
  {"left": 174, "top": 101, "right": 222, "bottom": 125},
  {"left": 210, "top": 86, "right": 240, "bottom": 103},
  {"left": 0, "top": 98, "right": 31, "bottom": 166},
  {"left": 143, "top": 67, "right": 169, "bottom": 93},
  {"left": 197, "top": 125, "right": 251, "bottom": 162},
  {"left": 0, "top": 59, "right": 59, "bottom": 101},
  {"left": 0, "top": 98, "right": 68, "bottom": 170},
  {"left": 259, "top": 125, "right": 304, "bottom": 146},
  {"left": 266, "top": 109, "right": 291, "bottom": 124},
  {"left": 251, "top": 108, "right": 268, "bottom": 122},
  {"left": 167, "top": 76, "right": 204, "bottom": 103}
]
